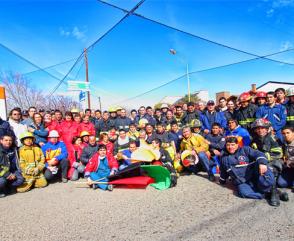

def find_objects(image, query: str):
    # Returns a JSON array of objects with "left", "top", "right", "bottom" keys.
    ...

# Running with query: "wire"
[
  {"left": 97, "top": 0, "right": 294, "bottom": 66},
  {"left": 112, "top": 47, "right": 294, "bottom": 105},
  {"left": 48, "top": 0, "right": 146, "bottom": 97}
]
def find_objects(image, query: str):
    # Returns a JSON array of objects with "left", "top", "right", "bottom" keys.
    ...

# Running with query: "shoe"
[
  {"left": 0, "top": 193, "right": 6, "bottom": 198},
  {"left": 269, "top": 187, "right": 280, "bottom": 207},
  {"left": 279, "top": 191, "right": 289, "bottom": 202},
  {"left": 62, "top": 178, "right": 68, "bottom": 183},
  {"left": 92, "top": 184, "right": 97, "bottom": 190},
  {"left": 107, "top": 184, "right": 113, "bottom": 191},
  {"left": 208, "top": 174, "right": 215, "bottom": 182}
]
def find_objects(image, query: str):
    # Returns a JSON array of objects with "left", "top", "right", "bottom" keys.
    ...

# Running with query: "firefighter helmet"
[
  {"left": 239, "top": 92, "right": 251, "bottom": 102},
  {"left": 256, "top": 91, "right": 267, "bottom": 98},
  {"left": 286, "top": 87, "right": 294, "bottom": 97},
  {"left": 252, "top": 118, "right": 271, "bottom": 129}
]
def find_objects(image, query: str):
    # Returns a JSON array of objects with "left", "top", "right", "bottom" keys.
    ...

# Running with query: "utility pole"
[
  {"left": 186, "top": 63, "right": 191, "bottom": 102},
  {"left": 84, "top": 48, "right": 91, "bottom": 109},
  {"left": 98, "top": 96, "right": 102, "bottom": 111}
]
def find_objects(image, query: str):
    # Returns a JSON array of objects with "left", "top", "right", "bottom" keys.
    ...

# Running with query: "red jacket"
[
  {"left": 98, "top": 141, "right": 114, "bottom": 156},
  {"left": 59, "top": 120, "right": 79, "bottom": 147},
  {"left": 45, "top": 121, "right": 60, "bottom": 133},
  {"left": 67, "top": 143, "right": 85, "bottom": 178},
  {"left": 78, "top": 122, "right": 96, "bottom": 136},
  {"left": 85, "top": 153, "right": 118, "bottom": 176}
]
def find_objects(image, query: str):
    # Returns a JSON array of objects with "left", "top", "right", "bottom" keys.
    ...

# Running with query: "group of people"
[{"left": 0, "top": 86, "right": 293, "bottom": 207}]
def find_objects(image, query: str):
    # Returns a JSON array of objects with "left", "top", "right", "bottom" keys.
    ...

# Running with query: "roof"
[
  {"left": 257, "top": 81, "right": 294, "bottom": 89},
  {"left": 159, "top": 96, "right": 183, "bottom": 105}
]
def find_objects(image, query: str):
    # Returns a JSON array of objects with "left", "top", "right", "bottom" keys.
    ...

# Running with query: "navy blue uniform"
[{"left": 220, "top": 146, "right": 275, "bottom": 199}]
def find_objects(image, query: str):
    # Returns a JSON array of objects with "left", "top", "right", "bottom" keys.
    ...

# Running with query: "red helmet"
[
  {"left": 256, "top": 91, "right": 267, "bottom": 98},
  {"left": 252, "top": 118, "right": 271, "bottom": 129},
  {"left": 239, "top": 92, "right": 251, "bottom": 102}
]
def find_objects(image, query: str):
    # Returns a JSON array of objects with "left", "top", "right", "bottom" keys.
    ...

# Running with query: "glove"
[
  {"left": 32, "top": 167, "right": 39, "bottom": 176},
  {"left": 109, "top": 169, "right": 118, "bottom": 176},
  {"left": 72, "top": 162, "right": 79, "bottom": 168}
]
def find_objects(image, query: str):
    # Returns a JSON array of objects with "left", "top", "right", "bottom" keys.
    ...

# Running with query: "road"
[{"left": 0, "top": 175, "right": 293, "bottom": 241}]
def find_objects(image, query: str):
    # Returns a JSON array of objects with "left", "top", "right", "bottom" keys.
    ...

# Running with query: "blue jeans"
[
  {"left": 187, "top": 152, "right": 212, "bottom": 175},
  {"left": 0, "top": 171, "right": 24, "bottom": 193}
]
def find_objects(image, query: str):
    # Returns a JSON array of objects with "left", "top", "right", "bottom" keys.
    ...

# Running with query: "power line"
[
  {"left": 112, "top": 47, "right": 294, "bottom": 105},
  {"left": 48, "top": 0, "right": 146, "bottom": 97},
  {"left": 97, "top": 0, "right": 294, "bottom": 67}
]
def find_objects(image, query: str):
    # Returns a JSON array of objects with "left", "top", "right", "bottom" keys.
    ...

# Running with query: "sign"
[
  {"left": 79, "top": 91, "right": 86, "bottom": 102},
  {"left": 68, "top": 81, "right": 90, "bottom": 91}
]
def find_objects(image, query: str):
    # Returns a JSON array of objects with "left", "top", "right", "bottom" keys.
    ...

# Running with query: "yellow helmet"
[
  {"left": 138, "top": 118, "right": 148, "bottom": 127},
  {"left": 19, "top": 132, "right": 35, "bottom": 142},
  {"left": 80, "top": 131, "right": 90, "bottom": 137},
  {"left": 71, "top": 108, "right": 79, "bottom": 113},
  {"left": 108, "top": 106, "right": 117, "bottom": 113}
]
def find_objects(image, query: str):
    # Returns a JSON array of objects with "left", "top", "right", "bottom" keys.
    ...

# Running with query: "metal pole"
[
  {"left": 84, "top": 48, "right": 91, "bottom": 109},
  {"left": 98, "top": 96, "right": 102, "bottom": 111},
  {"left": 186, "top": 63, "right": 191, "bottom": 102}
]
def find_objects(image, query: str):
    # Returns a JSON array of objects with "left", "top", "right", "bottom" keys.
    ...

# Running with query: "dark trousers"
[
  {"left": 44, "top": 158, "right": 69, "bottom": 181},
  {"left": 0, "top": 171, "right": 24, "bottom": 193}
]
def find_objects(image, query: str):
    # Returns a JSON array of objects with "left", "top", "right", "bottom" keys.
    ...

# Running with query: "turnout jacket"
[
  {"left": 220, "top": 146, "right": 268, "bottom": 185},
  {"left": 236, "top": 104, "right": 257, "bottom": 130},
  {"left": 286, "top": 101, "right": 294, "bottom": 126},
  {"left": 180, "top": 134, "right": 209, "bottom": 153}
]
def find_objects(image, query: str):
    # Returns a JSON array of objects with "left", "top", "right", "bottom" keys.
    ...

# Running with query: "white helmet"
[{"left": 48, "top": 130, "right": 59, "bottom": 138}]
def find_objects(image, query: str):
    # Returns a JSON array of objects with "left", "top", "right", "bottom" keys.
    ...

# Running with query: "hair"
[
  {"left": 95, "top": 109, "right": 101, "bottom": 114},
  {"left": 219, "top": 97, "right": 226, "bottom": 102},
  {"left": 33, "top": 113, "right": 43, "bottom": 127},
  {"left": 187, "top": 102, "right": 194, "bottom": 107},
  {"left": 85, "top": 108, "right": 91, "bottom": 113},
  {"left": 228, "top": 118, "right": 238, "bottom": 124},
  {"left": 152, "top": 138, "right": 162, "bottom": 145},
  {"left": 99, "top": 133, "right": 109, "bottom": 141},
  {"left": 170, "top": 120, "right": 178, "bottom": 126},
  {"left": 118, "top": 129, "right": 126, "bottom": 133},
  {"left": 267, "top": 91, "right": 275, "bottom": 96},
  {"left": 98, "top": 144, "right": 107, "bottom": 151},
  {"left": 131, "top": 109, "right": 137, "bottom": 114},
  {"left": 28, "top": 106, "right": 36, "bottom": 112},
  {"left": 212, "top": 122, "right": 222, "bottom": 128},
  {"left": 225, "top": 136, "right": 238, "bottom": 144},
  {"left": 0, "top": 134, "right": 13, "bottom": 141},
  {"left": 9, "top": 108, "right": 21, "bottom": 117},
  {"left": 146, "top": 106, "right": 152, "bottom": 110},
  {"left": 275, "top": 88, "right": 286, "bottom": 94},
  {"left": 64, "top": 111, "right": 73, "bottom": 118},
  {"left": 72, "top": 136, "right": 81, "bottom": 145},
  {"left": 129, "top": 141, "right": 137, "bottom": 147},
  {"left": 282, "top": 125, "right": 294, "bottom": 132}
]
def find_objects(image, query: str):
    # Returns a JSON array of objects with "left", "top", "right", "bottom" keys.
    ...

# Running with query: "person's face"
[
  {"left": 161, "top": 108, "right": 168, "bottom": 113},
  {"left": 171, "top": 124, "right": 178, "bottom": 132},
  {"left": 83, "top": 116, "right": 90, "bottom": 123},
  {"left": 103, "top": 112, "right": 109, "bottom": 120},
  {"left": 120, "top": 110, "right": 127, "bottom": 117},
  {"left": 151, "top": 140, "right": 159, "bottom": 149},
  {"left": 11, "top": 110, "right": 21, "bottom": 121},
  {"left": 257, "top": 98, "right": 266, "bottom": 106},
  {"left": 129, "top": 125, "right": 136, "bottom": 132},
  {"left": 266, "top": 94, "right": 275, "bottom": 105},
  {"left": 39, "top": 111, "right": 45, "bottom": 117},
  {"left": 131, "top": 111, "right": 137, "bottom": 118},
  {"left": 129, "top": 143, "right": 137, "bottom": 152},
  {"left": 290, "top": 96, "right": 294, "bottom": 103},
  {"left": 211, "top": 126, "right": 221, "bottom": 135},
  {"left": 182, "top": 128, "right": 191, "bottom": 138},
  {"left": 156, "top": 125, "right": 164, "bottom": 133},
  {"left": 28, "top": 108, "right": 36, "bottom": 118},
  {"left": 228, "top": 120, "right": 237, "bottom": 130},
  {"left": 91, "top": 111, "right": 95, "bottom": 117},
  {"left": 65, "top": 115, "right": 72, "bottom": 121},
  {"left": 207, "top": 104, "right": 215, "bottom": 112},
  {"left": 193, "top": 127, "right": 201, "bottom": 133},
  {"left": 155, "top": 110, "right": 161, "bottom": 117},
  {"left": 219, "top": 99, "right": 227, "bottom": 108},
  {"left": 145, "top": 125, "right": 153, "bottom": 133},
  {"left": 98, "top": 148, "right": 107, "bottom": 158},
  {"left": 139, "top": 132, "right": 146, "bottom": 139},
  {"left": 95, "top": 112, "right": 101, "bottom": 119},
  {"left": 55, "top": 112, "right": 62, "bottom": 121},
  {"left": 276, "top": 90, "right": 285, "bottom": 100},
  {"left": 85, "top": 110, "right": 91, "bottom": 117},
  {"left": 255, "top": 127, "right": 268, "bottom": 137},
  {"left": 182, "top": 104, "right": 188, "bottom": 111},
  {"left": 146, "top": 108, "right": 153, "bottom": 116},
  {"left": 226, "top": 142, "right": 238, "bottom": 154},
  {"left": 74, "top": 115, "right": 81, "bottom": 123},
  {"left": 240, "top": 101, "right": 249, "bottom": 108},
  {"left": 119, "top": 131, "right": 126, "bottom": 139},
  {"left": 82, "top": 136, "right": 89, "bottom": 143},
  {"left": 282, "top": 129, "right": 294, "bottom": 143},
  {"left": 102, "top": 135, "right": 109, "bottom": 142},
  {"left": 23, "top": 138, "right": 33, "bottom": 146},
  {"left": 34, "top": 114, "right": 42, "bottom": 124},
  {"left": 187, "top": 105, "right": 194, "bottom": 112},
  {"left": 198, "top": 103, "right": 205, "bottom": 111},
  {"left": 227, "top": 101, "right": 235, "bottom": 110},
  {"left": 0, "top": 136, "right": 13, "bottom": 148},
  {"left": 44, "top": 113, "right": 52, "bottom": 123},
  {"left": 110, "top": 112, "right": 116, "bottom": 118},
  {"left": 166, "top": 111, "right": 173, "bottom": 119},
  {"left": 89, "top": 136, "right": 96, "bottom": 145},
  {"left": 139, "top": 108, "right": 146, "bottom": 116},
  {"left": 176, "top": 107, "right": 183, "bottom": 115},
  {"left": 75, "top": 138, "right": 82, "bottom": 145},
  {"left": 49, "top": 137, "right": 58, "bottom": 144}
]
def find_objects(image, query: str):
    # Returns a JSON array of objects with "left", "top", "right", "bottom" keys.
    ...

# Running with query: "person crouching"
[
  {"left": 85, "top": 144, "right": 118, "bottom": 191},
  {"left": 17, "top": 132, "right": 47, "bottom": 192}
]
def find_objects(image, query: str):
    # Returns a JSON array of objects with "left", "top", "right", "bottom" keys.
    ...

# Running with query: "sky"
[{"left": 1, "top": 0, "right": 294, "bottom": 110}]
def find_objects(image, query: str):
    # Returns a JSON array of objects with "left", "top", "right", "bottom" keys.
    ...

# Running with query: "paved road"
[{"left": 1, "top": 175, "right": 293, "bottom": 241}]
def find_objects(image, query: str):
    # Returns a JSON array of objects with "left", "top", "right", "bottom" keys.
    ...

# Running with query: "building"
[
  {"left": 216, "top": 91, "right": 231, "bottom": 103},
  {"left": 257, "top": 81, "right": 294, "bottom": 92}
]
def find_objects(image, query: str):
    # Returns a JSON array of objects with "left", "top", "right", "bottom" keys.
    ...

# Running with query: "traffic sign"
[{"left": 68, "top": 81, "right": 90, "bottom": 91}]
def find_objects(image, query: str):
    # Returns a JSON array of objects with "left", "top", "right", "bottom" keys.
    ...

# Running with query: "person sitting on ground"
[
  {"left": 219, "top": 136, "right": 278, "bottom": 206},
  {"left": 151, "top": 138, "right": 173, "bottom": 166},
  {"left": 117, "top": 141, "right": 138, "bottom": 170},
  {"left": 28, "top": 113, "right": 48, "bottom": 147},
  {"left": 85, "top": 144, "right": 118, "bottom": 191},
  {"left": 67, "top": 136, "right": 86, "bottom": 181},
  {"left": 225, "top": 119, "right": 251, "bottom": 147},
  {"left": 190, "top": 119, "right": 204, "bottom": 136},
  {"left": 17, "top": 132, "right": 47, "bottom": 192},
  {"left": 41, "top": 130, "right": 69, "bottom": 183},
  {"left": 114, "top": 129, "right": 130, "bottom": 155},
  {"left": 127, "top": 123, "right": 139, "bottom": 141},
  {"left": 81, "top": 135, "right": 99, "bottom": 166},
  {"left": 180, "top": 126, "right": 215, "bottom": 181},
  {"left": 0, "top": 135, "right": 24, "bottom": 198},
  {"left": 278, "top": 126, "right": 294, "bottom": 193}
]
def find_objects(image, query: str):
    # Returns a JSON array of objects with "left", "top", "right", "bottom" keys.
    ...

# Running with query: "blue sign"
[{"left": 79, "top": 91, "right": 86, "bottom": 102}]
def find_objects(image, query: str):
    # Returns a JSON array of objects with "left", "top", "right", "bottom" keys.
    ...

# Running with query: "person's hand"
[
  {"left": 259, "top": 164, "right": 267, "bottom": 175},
  {"left": 213, "top": 150, "right": 221, "bottom": 156},
  {"left": 87, "top": 178, "right": 93, "bottom": 186},
  {"left": 33, "top": 168, "right": 39, "bottom": 176},
  {"left": 204, "top": 140, "right": 211, "bottom": 145},
  {"left": 28, "top": 127, "right": 34, "bottom": 133},
  {"left": 48, "top": 158, "right": 58, "bottom": 166},
  {"left": 204, "top": 129, "right": 210, "bottom": 134},
  {"left": 191, "top": 150, "right": 197, "bottom": 156},
  {"left": 39, "top": 142, "right": 45, "bottom": 147},
  {"left": 7, "top": 174, "right": 16, "bottom": 180},
  {"left": 122, "top": 155, "right": 128, "bottom": 160},
  {"left": 72, "top": 162, "right": 79, "bottom": 168}
]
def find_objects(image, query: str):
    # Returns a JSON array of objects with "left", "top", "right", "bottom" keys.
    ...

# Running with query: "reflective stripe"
[{"left": 286, "top": 116, "right": 294, "bottom": 121}]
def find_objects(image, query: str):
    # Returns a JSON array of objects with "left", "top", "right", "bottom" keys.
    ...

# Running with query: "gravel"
[{"left": 0, "top": 174, "right": 293, "bottom": 241}]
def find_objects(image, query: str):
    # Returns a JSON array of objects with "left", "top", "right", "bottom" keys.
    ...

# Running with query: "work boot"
[
  {"left": 0, "top": 192, "right": 6, "bottom": 198},
  {"left": 278, "top": 190, "right": 289, "bottom": 202},
  {"left": 208, "top": 173, "right": 215, "bottom": 182},
  {"left": 62, "top": 177, "right": 68, "bottom": 183},
  {"left": 269, "top": 186, "right": 280, "bottom": 207},
  {"left": 107, "top": 184, "right": 113, "bottom": 191}
]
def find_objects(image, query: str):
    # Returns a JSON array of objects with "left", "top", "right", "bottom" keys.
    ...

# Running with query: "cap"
[{"left": 207, "top": 100, "right": 215, "bottom": 105}]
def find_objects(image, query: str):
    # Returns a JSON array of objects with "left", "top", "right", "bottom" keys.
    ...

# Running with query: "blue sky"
[{"left": 1, "top": 0, "right": 294, "bottom": 109}]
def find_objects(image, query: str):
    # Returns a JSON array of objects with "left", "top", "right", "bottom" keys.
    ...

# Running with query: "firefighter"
[{"left": 285, "top": 87, "right": 294, "bottom": 127}]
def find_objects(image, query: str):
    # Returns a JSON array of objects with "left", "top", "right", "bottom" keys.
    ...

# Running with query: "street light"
[{"left": 169, "top": 49, "right": 191, "bottom": 102}]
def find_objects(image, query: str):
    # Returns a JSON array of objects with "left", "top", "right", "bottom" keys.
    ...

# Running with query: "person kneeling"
[
  {"left": 220, "top": 136, "right": 278, "bottom": 206},
  {"left": 84, "top": 144, "right": 118, "bottom": 191},
  {"left": 17, "top": 132, "right": 47, "bottom": 192}
]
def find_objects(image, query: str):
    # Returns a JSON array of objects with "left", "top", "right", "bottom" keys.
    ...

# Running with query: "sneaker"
[
  {"left": 107, "top": 184, "right": 113, "bottom": 191},
  {"left": 0, "top": 193, "right": 6, "bottom": 198},
  {"left": 62, "top": 178, "right": 68, "bottom": 183}
]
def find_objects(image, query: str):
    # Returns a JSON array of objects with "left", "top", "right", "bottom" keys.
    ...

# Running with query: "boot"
[
  {"left": 208, "top": 173, "right": 215, "bottom": 182},
  {"left": 278, "top": 190, "right": 289, "bottom": 202},
  {"left": 269, "top": 186, "right": 280, "bottom": 207}
]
